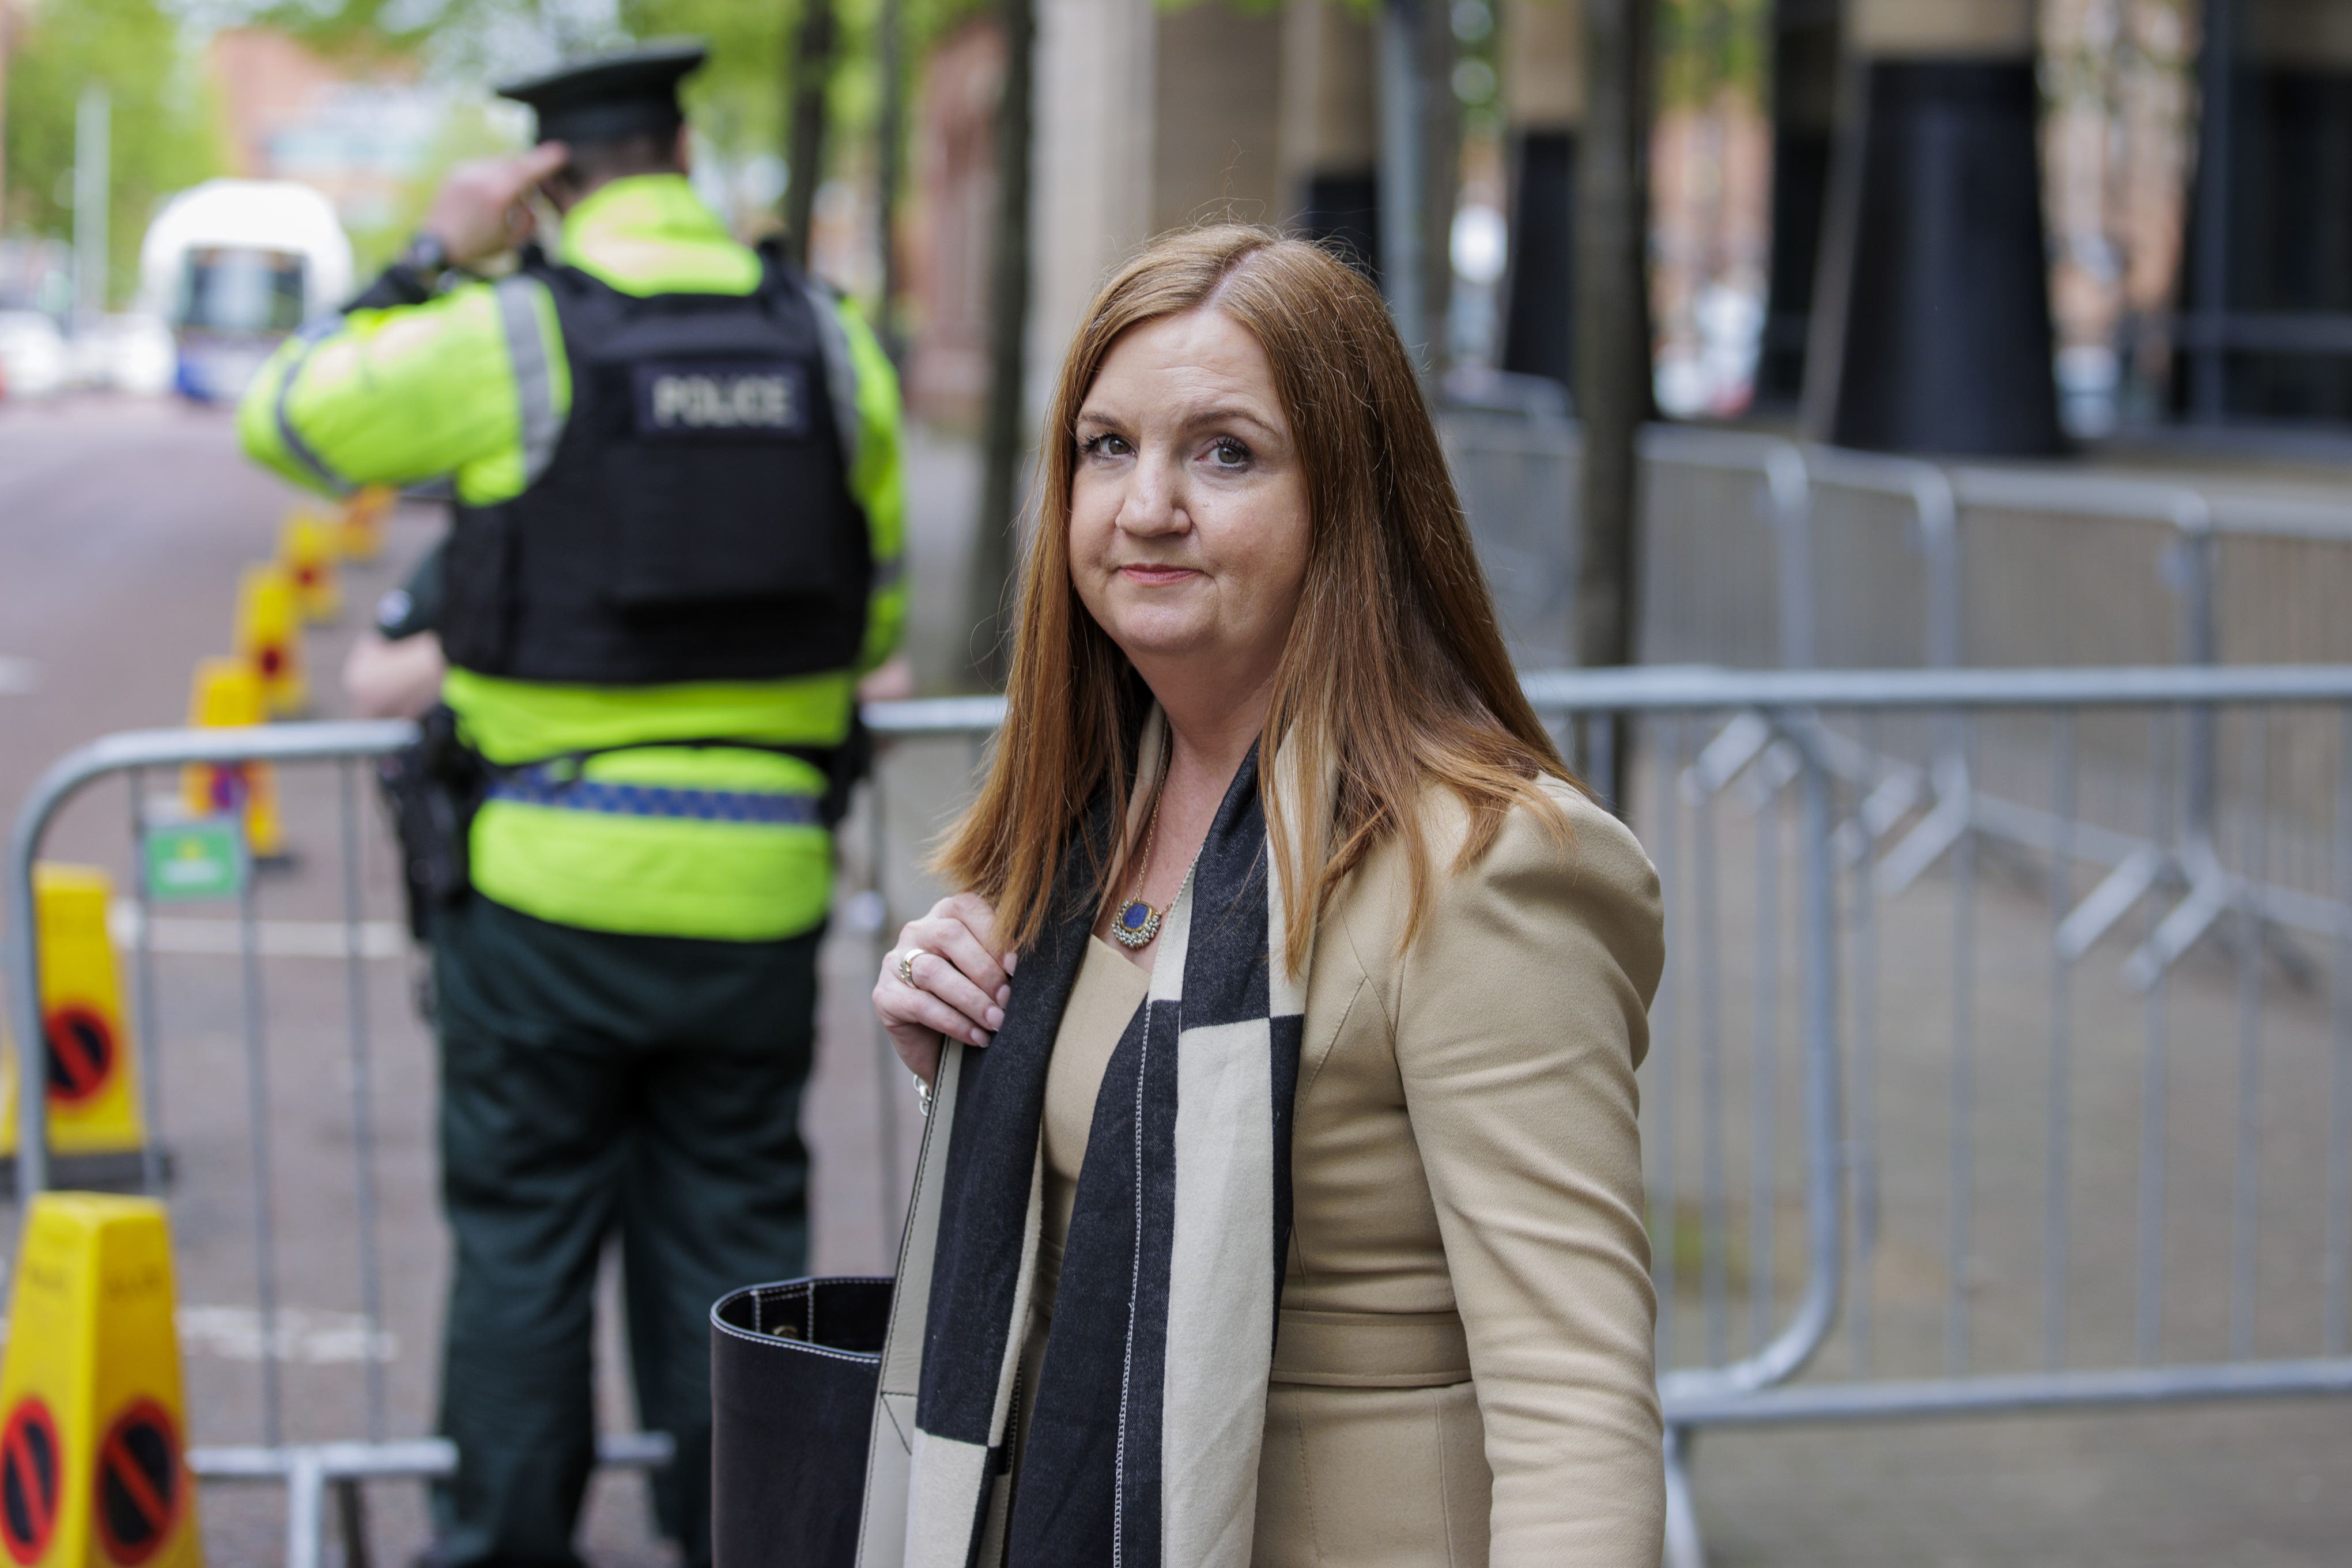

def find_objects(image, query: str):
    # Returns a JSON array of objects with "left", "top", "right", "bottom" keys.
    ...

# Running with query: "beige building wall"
[
  {"left": 2245, "top": 0, "right": 2352, "bottom": 66},
  {"left": 1502, "top": 0, "right": 1584, "bottom": 130},
  {"left": 1152, "top": 5, "right": 1286, "bottom": 234},
  {"left": 1845, "top": 0, "right": 2037, "bottom": 57},
  {"left": 1026, "top": 0, "right": 1290, "bottom": 406},
  {"left": 1278, "top": 0, "right": 1379, "bottom": 205},
  {"left": 1028, "top": 0, "right": 1158, "bottom": 406}
]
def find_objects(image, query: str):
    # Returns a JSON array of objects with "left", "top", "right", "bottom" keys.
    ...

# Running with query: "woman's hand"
[{"left": 874, "top": 893, "right": 1017, "bottom": 1086}]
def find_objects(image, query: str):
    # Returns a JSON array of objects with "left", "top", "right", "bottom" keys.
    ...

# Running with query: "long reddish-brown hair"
[{"left": 937, "top": 225, "right": 1576, "bottom": 970}]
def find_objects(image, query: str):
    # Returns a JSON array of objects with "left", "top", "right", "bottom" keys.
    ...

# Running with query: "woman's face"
[{"left": 1068, "top": 308, "right": 1311, "bottom": 693}]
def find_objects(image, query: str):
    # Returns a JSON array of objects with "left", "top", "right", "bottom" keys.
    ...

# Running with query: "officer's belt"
[{"left": 487, "top": 763, "right": 824, "bottom": 826}]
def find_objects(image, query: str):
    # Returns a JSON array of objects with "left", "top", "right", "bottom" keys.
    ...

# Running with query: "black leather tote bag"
[
  {"left": 711, "top": 1043, "right": 969, "bottom": 1568},
  {"left": 709, "top": 1275, "right": 894, "bottom": 1568}
]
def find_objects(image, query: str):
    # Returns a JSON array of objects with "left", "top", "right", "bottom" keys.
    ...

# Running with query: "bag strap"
[{"left": 853, "top": 1041, "right": 965, "bottom": 1568}]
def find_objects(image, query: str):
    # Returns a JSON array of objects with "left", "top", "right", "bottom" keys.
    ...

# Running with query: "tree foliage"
[
  {"left": 4, "top": 0, "right": 226, "bottom": 306},
  {"left": 239, "top": 0, "right": 439, "bottom": 61},
  {"left": 235, "top": 0, "right": 993, "bottom": 181},
  {"left": 1655, "top": 0, "right": 1766, "bottom": 111}
]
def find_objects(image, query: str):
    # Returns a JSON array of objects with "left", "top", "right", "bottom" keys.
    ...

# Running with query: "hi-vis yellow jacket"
[{"left": 240, "top": 175, "right": 906, "bottom": 942}]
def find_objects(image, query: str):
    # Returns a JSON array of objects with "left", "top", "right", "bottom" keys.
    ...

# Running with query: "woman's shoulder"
[
  {"left": 1334, "top": 772, "right": 1663, "bottom": 973},
  {"left": 1497, "top": 775, "right": 1658, "bottom": 906}
]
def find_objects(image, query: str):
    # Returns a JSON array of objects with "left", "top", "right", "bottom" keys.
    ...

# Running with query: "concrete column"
[
  {"left": 1376, "top": 0, "right": 1460, "bottom": 365},
  {"left": 1026, "top": 0, "right": 1157, "bottom": 409},
  {"left": 1279, "top": 0, "right": 1382, "bottom": 270},
  {"left": 1807, "top": 0, "right": 2063, "bottom": 453},
  {"left": 2181, "top": 0, "right": 2352, "bottom": 421},
  {"left": 1152, "top": 3, "right": 1287, "bottom": 236},
  {"left": 1499, "top": 0, "right": 1583, "bottom": 388},
  {"left": 1755, "top": 0, "right": 1839, "bottom": 403}
]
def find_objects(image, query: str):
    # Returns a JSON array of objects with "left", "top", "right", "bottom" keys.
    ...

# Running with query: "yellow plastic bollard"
[
  {"left": 232, "top": 564, "right": 305, "bottom": 718},
  {"left": 0, "top": 866, "right": 153, "bottom": 1166},
  {"left": 178, "top": 659, "right": 282, "bottom": 862},
  {"left": 337, "top": 483, "right": 391, "bottom": 563},
  {"left": 0, "top": 1193, "right": 202, "bottom": 1568},
  {"left": 277, "top": 511, "right": 342, "bottom": 626}
]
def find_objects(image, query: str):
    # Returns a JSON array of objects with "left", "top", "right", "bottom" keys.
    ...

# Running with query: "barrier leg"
[
  {"left": 286, "top": 1448, "right": 326, "bottom": 1568},
  {"left": 1662, "top": 1426, "right": 1705, "bottom": 1568},
  {"left": 335, "top": 1475, "right": 372, "bottom": 1568}
]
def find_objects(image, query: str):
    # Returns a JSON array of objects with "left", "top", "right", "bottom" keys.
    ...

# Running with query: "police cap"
[{"left": 497, "top": 40, "right": 707, "bottom": 146}]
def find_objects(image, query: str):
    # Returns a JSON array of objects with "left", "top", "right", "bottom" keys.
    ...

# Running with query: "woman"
[{"left": 869, "top": 226, "right": 1662, "bottom": 1567}]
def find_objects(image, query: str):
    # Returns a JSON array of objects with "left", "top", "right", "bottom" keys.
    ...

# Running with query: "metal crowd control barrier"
[
  {"left": 2, "top": 721, "right": 672, "bottom": 1568},
  {"left": 17, "top": 668, "right": 2352, "bottom": 1566},
  {"left": 1528, "top": 666, "right": 2352, "bottom": 1566},
  {"left": 1636, "top": 426, "right": 2352, "bottom": 992},
  {"left": 1438, "top": 400, "right": 1582, "bottom": 670}
]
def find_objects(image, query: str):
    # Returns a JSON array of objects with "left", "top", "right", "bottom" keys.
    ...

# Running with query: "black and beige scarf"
[{"left": 899, "top": 719, "right": 1311, "bottom": 1568}]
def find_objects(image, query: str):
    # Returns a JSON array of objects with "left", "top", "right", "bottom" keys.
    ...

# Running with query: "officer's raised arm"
[{"left": 232, "top": 155, "right": 560, "bottom": 498}]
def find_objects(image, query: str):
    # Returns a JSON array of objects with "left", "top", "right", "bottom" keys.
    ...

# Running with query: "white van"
[{"left": 139, "top": 180, "right": 353, "bottom": 403}]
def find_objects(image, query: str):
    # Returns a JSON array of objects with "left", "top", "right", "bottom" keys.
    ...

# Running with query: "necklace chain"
[{"left": 1131, "top": 771, "right": 1165, "bottom": 896}]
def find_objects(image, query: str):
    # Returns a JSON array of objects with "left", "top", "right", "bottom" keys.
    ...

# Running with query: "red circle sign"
[
  {"left": 202, "top": 765, "right": 250, "bottom": 814},
  {"left": 95, "top": 1400, "right": 182, "bottom": 1567},
  {"left": 42, "top": 1005, "right": 115, "bottom": 1107},
  {"left": 0, "top": 1397, "right": 59, "bottom": 1566}
]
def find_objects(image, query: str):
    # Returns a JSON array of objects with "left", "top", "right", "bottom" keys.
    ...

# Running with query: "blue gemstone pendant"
[{"left": 1113, "top": 898, "right": 1162, "bottom": 949}]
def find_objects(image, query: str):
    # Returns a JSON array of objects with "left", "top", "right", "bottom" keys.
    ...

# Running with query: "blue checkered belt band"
[{"left": 486, "top": 765, "right": 825, "bottom": 826}]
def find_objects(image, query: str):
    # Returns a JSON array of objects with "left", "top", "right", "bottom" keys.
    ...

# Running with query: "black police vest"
[{"left": 439, "top": 256, "right": 871, "bottom": 685}]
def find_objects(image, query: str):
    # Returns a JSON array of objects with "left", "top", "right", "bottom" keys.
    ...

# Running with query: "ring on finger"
[{"left": 895, "top": 947, "right": 927, "bottom": 988}]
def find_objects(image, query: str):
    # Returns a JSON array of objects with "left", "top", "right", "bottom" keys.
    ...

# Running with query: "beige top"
[
  {"left": 1035, "top": 935, "right": 1151, "bottom": 1318},
  {"left": 1013, "top": 777, "right": 1664, "bottom": 1567}
]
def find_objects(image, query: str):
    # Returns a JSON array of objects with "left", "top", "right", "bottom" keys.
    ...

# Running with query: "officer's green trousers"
[{"left": 429, "top": 895, "right": 818, "bottom": 1568}]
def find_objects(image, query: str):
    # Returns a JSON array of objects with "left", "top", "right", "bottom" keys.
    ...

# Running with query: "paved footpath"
[{"left": 3, "top": 399, "right": 2350, "bottom": 1565}]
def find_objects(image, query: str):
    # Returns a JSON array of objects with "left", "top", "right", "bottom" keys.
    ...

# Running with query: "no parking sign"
[
  {"left": 0, "top": 1197, "right": 199, "bottom": 1568},
  {"left": 92, "top": 1403, "right": 180, "bottom": 1567},
  {"left": 0, "top": 1397, "right": 58, "bottom": 1565}
]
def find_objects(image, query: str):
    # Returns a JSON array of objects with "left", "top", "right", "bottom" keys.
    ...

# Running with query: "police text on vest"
[{"left": 650, "top": 372, "right": 796, "bottom": 430}]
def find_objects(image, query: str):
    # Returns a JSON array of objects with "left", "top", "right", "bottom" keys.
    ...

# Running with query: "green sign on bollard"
[{"left": 144, "top": 817, "right": 247, "bottom": 903}]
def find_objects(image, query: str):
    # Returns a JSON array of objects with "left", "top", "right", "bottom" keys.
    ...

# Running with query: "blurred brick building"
[{"left": 206, "top": 29, "right": 444, "bottom": 236}]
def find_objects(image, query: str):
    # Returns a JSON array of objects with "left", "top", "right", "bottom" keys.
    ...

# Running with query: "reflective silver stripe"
[
  {"left": 494, "top": 274, "right": 562, "bottom": 486},
  {"left": 799, "top": 281, "right": 896, "bottom": 597},
  {"left": 275, "top": 323, "right": 353, "bottom": 494},
  {"left": 803, "top": 280, "right": 863, "bottom": 479}
]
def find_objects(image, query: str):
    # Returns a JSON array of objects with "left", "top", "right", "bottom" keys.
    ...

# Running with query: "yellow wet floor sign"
[
  {"left": 0, "top": 1194, "right": 199, "bottom": 1567},
  {"left": 337, "top": 484, "right": 391, "bottom": 563},
  {"left": 178, "top": 661, "right": 282, "bottom": 862},
  {"left": 0, "top": 867, "right": 149, "bottom": 1159},
  {"left": 232, "top": 565, "right": 304, "bottom": 719},
  {"left": 277, "top": 512, "right": 341, "bottom": 626}
]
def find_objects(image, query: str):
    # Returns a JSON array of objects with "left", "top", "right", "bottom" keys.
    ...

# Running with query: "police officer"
[
  {"left": 345, "top": 541, "right": 447, "bottom": 721},
  {"left": 237, "top": 41, "right": 907, "bottom": 1568}
]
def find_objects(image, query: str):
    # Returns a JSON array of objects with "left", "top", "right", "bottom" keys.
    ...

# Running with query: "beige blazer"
[
  {"left": 858, "top": 777, "right": 1664, "bottom": 1568},
  {"left": 1254, "top": 776, "right": 1664, "bottom": 1567}
]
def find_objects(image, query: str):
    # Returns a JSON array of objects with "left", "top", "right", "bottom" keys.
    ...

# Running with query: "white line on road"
[
  {"left": 108, "top": 898, "right": 411, "bottom": 960},
  {"left": 0, "top": 1304, "right": 400, "bottom": 1363},
  {"left": 175, "top": 1303, "right": 401, "bottom": 1364}
]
